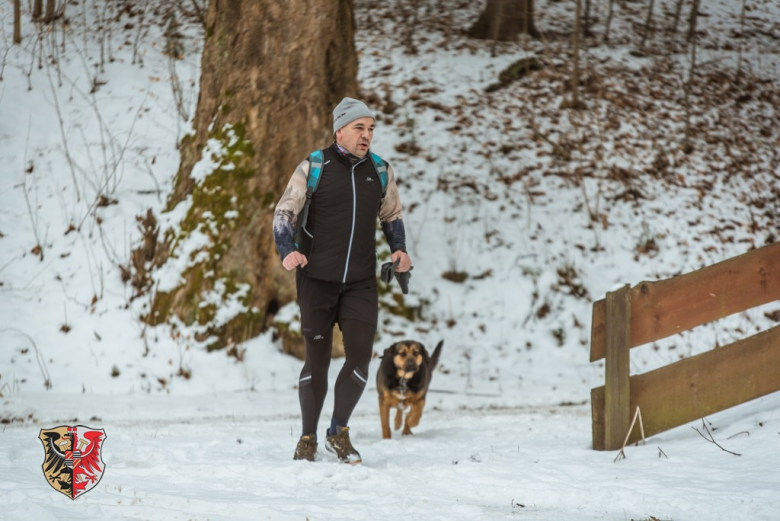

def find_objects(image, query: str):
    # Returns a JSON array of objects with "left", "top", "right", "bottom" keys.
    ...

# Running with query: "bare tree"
[
  {"left": 670, "top": 0, "right": 686, "bottom": 34},
  {"left": 736, "top": 0, "right": 747, "bottom": 78},
  {"left": 469, "top": 0, "right": 540, "bottom": 41},
  {"left": 134, "top": 0, "right": 359, "bottom": 352},
  {"left": 570, "top": 0, "right": 583, "bottom": 108},
  {"left": 640, "top": 0, "right": 656, "bottom": 49},
  {"left": 45, "top": 0, "right": 56, "bottom": 23},
  {"left": 687, "top": 0, "right": 701, "bottom": 42},
  {"left": 399, "top": 0, "right": 420, "bottom": 55},
  {"left": 604, "top": 0, "right": 615, "bottom": 42},
  {"left": 13, "top": 0, "right": 22, "bottom": 44},
  {"left": 33, "top": 0, "right": 43, "bottom": 20},
  {"left": 583, "top": 0, "right": 592, "bottom": 37},
  {"left": 683, "top": 0, "right": 700, "bottom": 152}
]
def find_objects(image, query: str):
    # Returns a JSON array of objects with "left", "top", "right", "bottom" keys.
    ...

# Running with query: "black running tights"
[{"left": 298, "top": 319, "right": 374, "bottom": 437}]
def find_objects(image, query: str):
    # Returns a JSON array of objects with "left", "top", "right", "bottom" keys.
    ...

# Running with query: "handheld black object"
[
  {"left": 380, "top": 259, "right": 399, "bottom": 284},
  {"left": 380, "top": 258, "right": 413, "bottom": 295},
  {"left": 395, "top": 268, "right": 412, "bottom": 294}
]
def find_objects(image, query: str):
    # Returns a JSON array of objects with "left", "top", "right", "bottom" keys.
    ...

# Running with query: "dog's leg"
[
  {"left": 403, "top": 399, "right": 426, "bottom": 436},
  {"left": 394, "top": 407, "right": 403, "bottom": 431},
  {"left": 379, "top": 395, "right": 392, "bottom": 439}
]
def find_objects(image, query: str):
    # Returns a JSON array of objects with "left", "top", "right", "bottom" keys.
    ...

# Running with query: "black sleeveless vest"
[{"left": 298, "top": 145, "right": 384, "bottom": 282}]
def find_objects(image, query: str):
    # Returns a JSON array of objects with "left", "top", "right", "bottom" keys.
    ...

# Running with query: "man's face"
[{"left": 335, "top": 117, "right": 375, "bottom": 157}]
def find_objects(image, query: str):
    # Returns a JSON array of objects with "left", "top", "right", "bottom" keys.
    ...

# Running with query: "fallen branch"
[{"left": 692, "top": 418, "right": 741, "bottom": 456}]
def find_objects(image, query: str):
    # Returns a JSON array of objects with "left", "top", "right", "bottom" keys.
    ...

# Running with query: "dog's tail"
[{"left": 428, "top": 340, "right": 443, "bottom": 374}]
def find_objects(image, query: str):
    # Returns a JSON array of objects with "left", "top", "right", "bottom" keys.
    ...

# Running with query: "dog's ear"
[
  {"left": 418, "top": 342, "right": 430, "bottom": 364},
  {"left": 380, "top": 343, "right": 396, "bottom": 359}
]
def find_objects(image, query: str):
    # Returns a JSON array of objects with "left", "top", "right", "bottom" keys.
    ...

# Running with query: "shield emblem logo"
[{"left": 39, "top": 425, "right": 107, "bottom": 499}]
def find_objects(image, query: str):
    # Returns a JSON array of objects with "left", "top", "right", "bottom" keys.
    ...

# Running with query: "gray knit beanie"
[{"left": 333, "top": 97, "right": 375, "bottom": 133}]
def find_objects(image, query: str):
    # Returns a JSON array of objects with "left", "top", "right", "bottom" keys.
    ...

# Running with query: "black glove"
[
  {"left": 380, "top": 259, "right": 399, "bottom": 284},
  {"left": 380, "top": 259, "right": 413, "bottom": 295}
]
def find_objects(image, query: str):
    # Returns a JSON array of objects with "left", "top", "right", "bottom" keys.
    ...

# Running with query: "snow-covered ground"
[
  {"left": 1, "top": 0, "right": 779, "bottom": 519},
  {"left": 3, "top": 390, "right": 779, "bottom": 520}
]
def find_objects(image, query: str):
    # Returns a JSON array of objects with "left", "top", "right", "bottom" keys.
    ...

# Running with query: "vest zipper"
[{"left": 342, "top": 157, "right": 367, "bottom": 283}]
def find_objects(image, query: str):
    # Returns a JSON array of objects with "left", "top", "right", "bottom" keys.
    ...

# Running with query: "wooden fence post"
[{"left": 605, "top": 284, "right": 631, "bottom": 450}]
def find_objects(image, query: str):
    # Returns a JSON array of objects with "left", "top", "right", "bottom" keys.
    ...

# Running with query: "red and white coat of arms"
[{"left": 39, "top": 425, "right": 107, "bottom": 499}]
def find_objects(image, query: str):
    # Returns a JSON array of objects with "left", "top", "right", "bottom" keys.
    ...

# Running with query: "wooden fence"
[{"left": 590, "top": 242, "right": 780, "bottom": 450}]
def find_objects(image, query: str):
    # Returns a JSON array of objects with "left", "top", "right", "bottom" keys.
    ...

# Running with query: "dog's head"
[{"left": 385, "top": 340, "right": 429, "bottom": 380}]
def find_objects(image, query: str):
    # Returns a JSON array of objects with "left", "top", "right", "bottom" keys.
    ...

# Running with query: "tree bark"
[
  {"left": 136, "top": 0, "right": 359, "bottom": 353},
  {"left": 469, "top": 0, "right": 540, "bottom": 41},
  {"left": 45, "top": 0, "right": 56, "bottom": 23},
  {"left": 13, "top": 0, "right": 22, "bottom": 44},
  {"left": 33, "top": 0, "right": 43, "bottom": 20}
]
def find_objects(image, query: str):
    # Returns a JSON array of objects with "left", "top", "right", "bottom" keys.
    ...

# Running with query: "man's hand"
[
  {"left": 282, "top": 251, "right": 308, "bottom": 271},
  {"left": 391, "top": 250, "right": 411, "bottom": 272}
]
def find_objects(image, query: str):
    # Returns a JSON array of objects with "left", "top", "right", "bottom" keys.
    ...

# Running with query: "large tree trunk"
[
  {"left": 468, "top": 0, "right": 540, "bottom": 41},
  {"left": 135, "top": 0, "right": 358, "bottom": 354}
]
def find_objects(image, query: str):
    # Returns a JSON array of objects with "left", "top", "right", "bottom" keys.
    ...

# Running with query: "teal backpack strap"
[
  {"left": 306, "top": 149, "right": 325, "bottom": 193},
  {"left": 369, "top": 152, "right": 389, "bottom": 195},
  {"left": 294, "top": 149, "right": 324, "bottom": 249}
]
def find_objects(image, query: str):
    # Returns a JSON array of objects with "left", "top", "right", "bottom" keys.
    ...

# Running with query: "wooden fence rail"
[{"left": 591, "top": 242, "right": 780, "bottom": 451}]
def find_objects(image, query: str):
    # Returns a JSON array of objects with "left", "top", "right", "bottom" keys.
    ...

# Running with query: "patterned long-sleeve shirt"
[{"left": 273, "top": 150, "right": 406, "bottom": 262}]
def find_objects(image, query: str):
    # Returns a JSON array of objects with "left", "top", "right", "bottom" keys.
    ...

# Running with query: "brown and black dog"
[{"left": 376, "top": 340, "right": 443, "bottom": 439}]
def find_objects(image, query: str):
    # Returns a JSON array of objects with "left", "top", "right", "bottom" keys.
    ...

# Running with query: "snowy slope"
[{"left": 1, "top": 0, "right": 779, "bottom": 519}]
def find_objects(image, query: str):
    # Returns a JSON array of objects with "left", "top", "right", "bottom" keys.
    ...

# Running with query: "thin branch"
[
  {"left": 132, "top": 0, "right": 151, "bottom": 66},
  {"left": 1, "top": 328, "right": 52, "bottom": 389},
  {"left": 22, "top": 114, "right": 44, "bottom": 260},
  {"left": 640, "top": 0, "right": 656, "bottom": 50},
  {"left": 736, "top": 0, "right": 747, "bottom": 78},
  {"left": 614, "top": 407, "right": 646, "bottom": 462},
  {"left": 603, "top": 0, "right": 615, "bottom": 42},
  {"left": 174, "top": 0, "right": 206, "bottom": 29},
  {"left": 0, "top": 16, "right": 12, "bottom": 80},
  {"left": 44, "top": 46, "right": 82, "bottom": 202},
  {"left": 692, "top": 419, "right": 741, "bottom": 456},
  {"left": 682, "top": 1, "right": 699, "bottom": 154}
]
